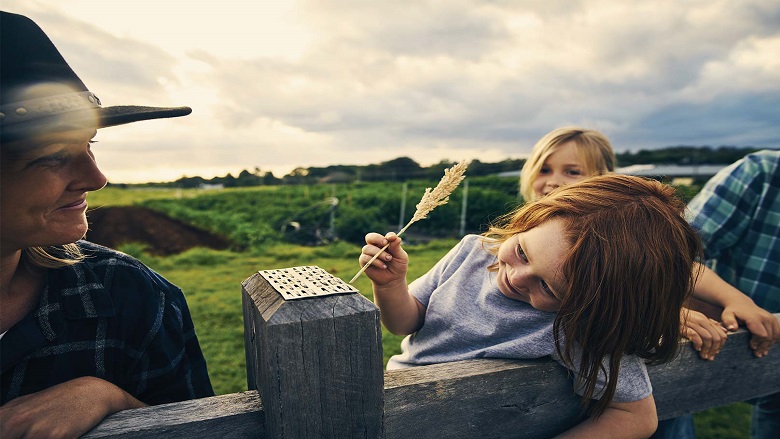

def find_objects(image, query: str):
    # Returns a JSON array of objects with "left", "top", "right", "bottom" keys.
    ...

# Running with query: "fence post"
[{"left": 242, "top": 272, "right": 384, "bottom": 438}]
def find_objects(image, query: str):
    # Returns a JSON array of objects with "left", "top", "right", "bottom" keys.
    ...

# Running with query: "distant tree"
[
  {"left": 175, "top": 175, "right": 207, "bottom": 188},
  {"left": 219, "top": 173, "right": 237, "bottom": 188},
  {"left": 262, "top": 171, "right": 281, "bottom": 185},
  {"left": 237, "top": 169, "right": 262, "bottom": 187},
  {"left": 283, "top": 167, "right": 313, "bottom": 184},
  {"left": 616, "top": 146, "right": 764, "bottom": 166},
  {"left": 378, "top": 157, "right": 423, "bottom": 181}
]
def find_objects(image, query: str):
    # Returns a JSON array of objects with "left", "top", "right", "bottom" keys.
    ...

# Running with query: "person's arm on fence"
[
  {"left": 690, "top": 262, "right": 779, "bottom": 358},
  {"left": 360, "top": 232, "right": 426, "bottom": 335},
  {"left": 0, "top": 377, "right": 146, "bottom": 439},
  {"left": 554, "top": 395, "right": 658, "bottom": 439}
]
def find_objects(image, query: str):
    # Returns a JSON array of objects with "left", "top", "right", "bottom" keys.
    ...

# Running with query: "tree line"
[{"left": 113, "top": 145, "right": 768, "bottom": 189}]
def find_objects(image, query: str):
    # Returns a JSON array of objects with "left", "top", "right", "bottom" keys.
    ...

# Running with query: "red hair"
[{"left": 485, "top": 174, "right": 702, "bottom": 416}]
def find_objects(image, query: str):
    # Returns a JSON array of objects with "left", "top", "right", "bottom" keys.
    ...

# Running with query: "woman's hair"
[
  {"left": 22, "top": 245, "right": 84, "bottom": 269},
  {"left": 519, "top": 127, "right": 617, "bottom": 202},
  {"left": 485, "top": 174, "right": 702, "bottom": 417}
]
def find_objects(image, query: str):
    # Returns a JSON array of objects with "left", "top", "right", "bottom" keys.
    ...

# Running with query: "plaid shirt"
[
  {"left": 686, "top": 150, "right": 780, "bottom": 312},
  {"left": 1, "top": 241, "right": 214, "bottom": 404}
]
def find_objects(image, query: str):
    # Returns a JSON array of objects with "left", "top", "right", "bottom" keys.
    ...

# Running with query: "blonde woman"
[{"left": 0, "top": 12, "right": 213, "bottom": 437}]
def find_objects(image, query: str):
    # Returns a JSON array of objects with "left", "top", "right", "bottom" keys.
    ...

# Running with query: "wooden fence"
[{"left": 84, "top": 271, "right": 780, "bottom": 438}]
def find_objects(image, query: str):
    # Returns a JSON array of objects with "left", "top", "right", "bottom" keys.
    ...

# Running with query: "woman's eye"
[
  {"left": 32, "top": 153, "right": 68, "bottom": 167},
  {"left": 566, "top": 169, "right": 582, "bottom": 176},
  {"left": 540, "top": 280, "right": 555, "bottom": 296},
  {"left": 538, "top": 167, "right": 551, "bottom": 175}
]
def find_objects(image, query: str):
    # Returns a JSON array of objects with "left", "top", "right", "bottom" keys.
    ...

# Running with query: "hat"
[{"left": 0, "top": 11, "right": 191, "bottom": 143}]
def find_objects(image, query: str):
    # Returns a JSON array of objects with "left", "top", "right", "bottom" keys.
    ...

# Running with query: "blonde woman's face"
[
  {"left": 0, "top": 128, "right": 107, "bottom": 252},
  {"left": 532, "top": 141, "right": 590, "bottom": 199}
]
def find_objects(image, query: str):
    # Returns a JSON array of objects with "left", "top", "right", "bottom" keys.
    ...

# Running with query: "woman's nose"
[{"left": 71, "top": 152, "right": 108, "bottom": 191}]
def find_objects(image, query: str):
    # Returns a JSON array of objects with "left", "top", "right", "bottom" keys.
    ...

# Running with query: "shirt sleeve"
[
  {"left": 124, "top": 268, "right": 215, "bottom": 404},
  {"left": 551, "top": 347, "right": 652, "bottom": 403},
  {"left": 686, "top": 155, "right": 763, "bottom": 260},
  {"left": 408, "top": 235, "right": 485, "bottom": 307}
]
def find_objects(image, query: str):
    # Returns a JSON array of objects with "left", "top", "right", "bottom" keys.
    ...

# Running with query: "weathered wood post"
[{"left": 242, "top": 267, "right": 383, "bottom": 438}]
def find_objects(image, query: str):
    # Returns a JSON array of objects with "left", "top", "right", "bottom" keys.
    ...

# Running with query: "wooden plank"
[
  {"left": 385, "top": 358, "right": 583, "bottom": 439},
  {"left": 650, "top": 314, "right": 780, "bottom": 418},
  {"left": 383, "top": 316, "right": 780, "bottom": 439},
  {"left": 243, "top": 272, "right": 384, "bottom": 438},
  {"left": 83, "top": 391, "right": 264, "bottom": 438}
]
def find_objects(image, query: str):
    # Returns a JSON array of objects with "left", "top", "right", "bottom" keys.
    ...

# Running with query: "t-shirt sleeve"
[
  {"left": 408, "top": 236, "right": 486, "bottom": 307},
  {"left": 551, "top": 348, "right": 652, "bottom": 403}
]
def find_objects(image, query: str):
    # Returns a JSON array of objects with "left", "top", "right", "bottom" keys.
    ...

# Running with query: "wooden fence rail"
[{"left": 84, "top": 270, "right": 780, "bottom": 438}]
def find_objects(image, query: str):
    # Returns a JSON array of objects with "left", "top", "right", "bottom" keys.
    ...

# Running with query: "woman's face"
[
  {"left": 532, "top": 141, "right": 590, "bottom": 199},
  {"left": 496, "top": 218, "right": 569, "bottom": 312},
  {"left": 0, "top": 128, "right": 107, "bottom": 254}
]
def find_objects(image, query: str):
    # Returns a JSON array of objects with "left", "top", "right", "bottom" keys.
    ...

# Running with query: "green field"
[{"left": 97, "top": 183, "right": 752, "bottom": 438}]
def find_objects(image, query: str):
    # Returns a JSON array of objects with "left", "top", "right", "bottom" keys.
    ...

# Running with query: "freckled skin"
[{"left": 495, "top": 218, "right": 569, "bottom": 312}]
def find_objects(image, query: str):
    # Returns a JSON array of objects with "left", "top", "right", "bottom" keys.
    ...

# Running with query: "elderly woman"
[{"left": 0, "top": 11, "right": 213, "bottom": 437}]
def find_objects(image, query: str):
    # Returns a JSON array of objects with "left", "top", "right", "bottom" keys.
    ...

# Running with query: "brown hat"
[{"left": 0, "top": 11, "right": 191, "bottom": 143}]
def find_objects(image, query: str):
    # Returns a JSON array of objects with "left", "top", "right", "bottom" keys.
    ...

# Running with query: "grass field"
[{"left": 99, "top": 184, "right": 753, "bottom": 438}]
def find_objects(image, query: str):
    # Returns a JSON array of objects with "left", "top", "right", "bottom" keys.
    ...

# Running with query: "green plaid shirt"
[{"left": 687, "top": 150, "right": 780, "bottom": 312}]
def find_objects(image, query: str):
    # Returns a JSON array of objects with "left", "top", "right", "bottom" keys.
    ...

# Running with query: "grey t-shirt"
[{"left": 387, "top": 234, "right": 652, "bottom": 403}]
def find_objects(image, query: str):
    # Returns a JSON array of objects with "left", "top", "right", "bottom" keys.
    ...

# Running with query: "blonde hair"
[
  {"left": 519, "top": 127, "right": 616, "bottom": 202},
  {"left": 23, "top": 244, "right": 84, "bottom": 269},
  {"left": 485, "top": 174, "right": 701, "bottom": 417}
]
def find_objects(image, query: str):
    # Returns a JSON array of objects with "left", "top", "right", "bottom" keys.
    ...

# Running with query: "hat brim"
[
  {"left": 98, "top": 105, "right": 192, "bottom": 128},
  {"left": 1, "top": 105, "right": 192, "bottom": 143}
]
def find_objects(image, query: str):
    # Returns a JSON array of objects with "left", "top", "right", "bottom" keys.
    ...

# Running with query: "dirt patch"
[{"left": 86, "top": 206, "right": 232, "bottom": 256}]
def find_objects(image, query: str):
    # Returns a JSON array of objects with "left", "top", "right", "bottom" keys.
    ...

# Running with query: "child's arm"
[
  {"left": 360, "top": 232, "right": 426, "bottom": 335},
  {"left": 691, "top": 262, "right": 779, "bottom": 358},
  {"left": 554, "top": 395, "right": 657, "bottom": 438}
]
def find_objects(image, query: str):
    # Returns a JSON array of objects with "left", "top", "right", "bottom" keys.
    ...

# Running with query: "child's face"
[
  {"left": 532, "top": 141, "right": 589, "bottom": 199},
  {"left": 496, "top": 218, "right": 569, "bottom": 312}
]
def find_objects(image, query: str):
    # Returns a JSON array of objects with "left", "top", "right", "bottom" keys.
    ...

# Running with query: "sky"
[{"left": 4, "top": 0, "right": 779, "bottom": 183}]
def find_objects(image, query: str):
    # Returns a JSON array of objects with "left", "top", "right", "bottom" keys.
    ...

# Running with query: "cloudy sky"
[{"left": 4, "top": 0, "right": 779, "bottom": 183}]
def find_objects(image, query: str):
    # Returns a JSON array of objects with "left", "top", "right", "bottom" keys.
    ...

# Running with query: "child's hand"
[
  {"left": 681, "top": 307, "right": 728, "bottom": 360},
  {"left": 720, "top": 301, "right": 779, "bottom": 358},
  {"left": 359, "top": 232, "right": 409, "bottom": 287}
]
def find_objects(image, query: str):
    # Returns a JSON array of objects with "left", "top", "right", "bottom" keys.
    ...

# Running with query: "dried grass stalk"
[{"left": 349, "top": 160, "right": 469, "bottom": 283}]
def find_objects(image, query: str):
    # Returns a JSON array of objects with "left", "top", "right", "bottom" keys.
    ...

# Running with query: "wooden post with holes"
[{"left": 241, "top": 271, "right": 383, "bottom": 438}]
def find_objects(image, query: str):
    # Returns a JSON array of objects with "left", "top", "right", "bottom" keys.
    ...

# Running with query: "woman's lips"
[{"left": 58, "top": 198, "right": 87, "bottom": 210}]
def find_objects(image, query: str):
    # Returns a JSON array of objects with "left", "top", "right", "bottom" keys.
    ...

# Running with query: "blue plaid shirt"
[
  {"left": 1, "top": 241, "right": 214, "bottom": 404},
  {"left": 686, "top": 150, "right": 780, "bottom": 312}
]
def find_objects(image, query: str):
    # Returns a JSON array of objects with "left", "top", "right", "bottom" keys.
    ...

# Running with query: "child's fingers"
[
  {"left": 746, "top": 318, "right": 778, "bottom": 358},
  {"left": 682, "top": 327, "right": 703, "bottom": 354},
  {"left": 364, "top": 232, "right": 388, "bottom": 246},
  {"left": 720, "top": 311, "right": 739, "bottom": 332},
  {"left": 750, "top": 335, "right": 772, "bottom": 358},
  {"left": 682, "top": 309, "right": 727, "bottom": 360},
  {"left": 359, "top": 245, "right": 392, "bottom": 267}
]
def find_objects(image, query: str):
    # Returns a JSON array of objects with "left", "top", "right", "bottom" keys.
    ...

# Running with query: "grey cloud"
[
  {"left": 630, "top": 92, "right": 780, "bottom": 147},
  {"left": 171, "top": 1, "right": 780, "bottom": 161}
]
